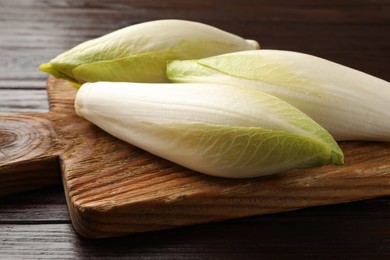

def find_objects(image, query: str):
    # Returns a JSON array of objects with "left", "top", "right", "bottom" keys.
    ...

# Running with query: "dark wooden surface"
[{"left": 0, "top": 0, "right": 389, "bottom": 258}]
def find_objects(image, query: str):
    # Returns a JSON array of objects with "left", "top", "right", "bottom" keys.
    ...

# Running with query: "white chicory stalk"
[
  {"left": 39, "top": 19, "right": 259, "bottom": 88},
  {"left": 167, "top": 50, "right": 390, "bottom": 141},
  {"left": 75, "top": 81, "right": 343, "bottom": 178}
]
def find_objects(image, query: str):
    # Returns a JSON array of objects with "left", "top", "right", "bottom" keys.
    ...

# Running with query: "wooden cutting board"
[{"left": 1, "top": 76, "right": 390, "bottom": 238}]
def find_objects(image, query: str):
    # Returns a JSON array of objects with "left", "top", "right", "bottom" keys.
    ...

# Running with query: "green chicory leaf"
[
  {"left": 75, "top": 81, "right": 343, "bottom": 178},
  {"left": 40, "top": 19, "right": 259, "bottom": 88}
]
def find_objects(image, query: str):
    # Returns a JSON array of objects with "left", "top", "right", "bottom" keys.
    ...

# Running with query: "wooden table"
[{"left": 1, "top": 0, "right": 390, "bottom": 258}]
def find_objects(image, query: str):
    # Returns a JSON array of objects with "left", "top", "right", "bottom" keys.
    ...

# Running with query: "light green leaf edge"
[
  {"left": 72, "top": 50, "right": 176, "bottom": 84},
  {"left": 149, "top": 122, "right": 343, "bottom": 177}
]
